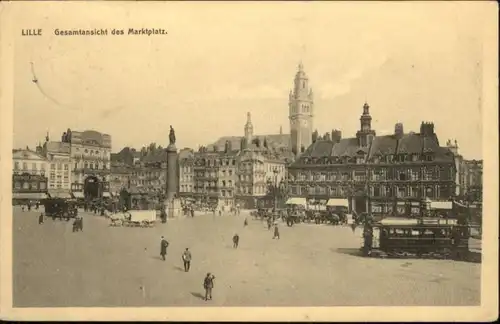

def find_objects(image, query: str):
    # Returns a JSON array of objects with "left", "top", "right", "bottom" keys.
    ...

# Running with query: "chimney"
[
  {"left": 331, "top": 129, "right": 342, "bottom": 143},
  {"left": 312, "top": 130, "right": 319, "bottom": 143},
  {"left": 394, "top": 123, "right": 404, "bottom": 139},
  {"left": 224, "top": 141, "right": 229, "bottom": 153},
  {"left": 420, "top": 122, "right": 435, "bottom": 137},
  {"left": 324, "top": 132, "right": 331, "bottom": 141}
]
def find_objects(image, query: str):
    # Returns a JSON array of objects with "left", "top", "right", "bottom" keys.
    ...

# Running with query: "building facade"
[
  {"left": 463, "top": 159, "right": 482, "bottom": 201},
  {"left": 12, "top": 149, "right": 49, "bottom": 201},
  {"left": 179, "top": 148, "right": 195, "bottom": 197},
  {"left": 65, "top": 129, "right": 112, "bottom": 199},
  {"left": 193, "top": 147, "right": 222, "bottom": 208},
  {"left": 44, "top": 140, "right": 72, "bottom": 198},
  {"left": 288, "top": 103, "right": 456, "bottom": 217}
]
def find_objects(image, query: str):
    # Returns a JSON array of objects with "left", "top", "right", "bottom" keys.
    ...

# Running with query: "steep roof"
[
  {"left": 210, "top": 134, "right": 291, "bottom": 151},
  {"left": 294, "top": 131, "right": 454, "bottom": 166}
]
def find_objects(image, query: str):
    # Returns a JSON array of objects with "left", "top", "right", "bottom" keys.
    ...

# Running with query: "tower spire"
[{"left": 244, "top": 112, "right": 253, "bottom": 145}]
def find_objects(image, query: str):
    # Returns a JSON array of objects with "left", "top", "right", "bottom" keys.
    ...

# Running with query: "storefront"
[{"left": 12, "top": 173, "right": 48, "bottom": 204}]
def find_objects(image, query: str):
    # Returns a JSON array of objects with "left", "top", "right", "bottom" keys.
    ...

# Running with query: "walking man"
[
  {"left": 203, "top": 273, "right": 215, "bottom": 301},
  {"left": 182, "top": 248, "right": 192, "bottom": 272},
  {"left": 38, "top": 212, "right": 44, "bottom": 225},
  {"left": 243, "top": 217, "right": 248, "bottom": 227},
  {"left": 273, "top": 223, "right": 280, "bottom": 239},
  {"left": 232, "top": 233, "right": 239, "bottom": 248},
  {"left": 160, "top": 236, "right": 169, "bottom": 261}
]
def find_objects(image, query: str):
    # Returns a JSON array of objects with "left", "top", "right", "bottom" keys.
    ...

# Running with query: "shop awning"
[
  {"left": 102, "top": 192, "right": 111, "bottom": 198},
  {"left": 430, "top": 201, "right": 453, "bottom": 210},
  {"left": 285, "top": 197, "right": 307, "bottom": 206},
  {"left": 72, "top": 192, "right": 84, "bottom": 199},
  {"left": 48, "top": 191, "right": 72, "bottom": 199},
  {"left": 12, "top": 192, "right": 48, "bottom": 200},
  {"left": 326, "top": 198, "right": 349, "bottom": 207}
]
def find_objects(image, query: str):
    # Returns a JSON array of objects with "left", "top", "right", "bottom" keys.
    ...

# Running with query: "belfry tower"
[
  {"left": 356, "top": 102, "right": 376, "bottom": 147},
  {"left": 289, "top": 62, "right": 314, "bottom": 155},
  {"left": 244, "top": 112, "right": 253, "bottom": 145}
]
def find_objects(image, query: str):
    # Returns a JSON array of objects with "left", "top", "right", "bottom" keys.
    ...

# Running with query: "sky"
[{"left": 10, "top": 1, "right": 491, "bottom": 159}]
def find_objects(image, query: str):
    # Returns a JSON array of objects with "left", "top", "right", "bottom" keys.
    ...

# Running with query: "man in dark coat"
[
  {"left": 273, "top": 224, "right": 280, "bottom": 239},
  {"left": 203, "top": 273, "right": 215, "bottom": 301},
  {"left": 160, "top": 236, "right": 169, "bottom": 261},
  {"left": 38, "top": 212, "right": 44, "bottom": 224},
  {"left": 182, "top": 248, "right": 192, "bottom": 272},
  {"left": 232, "top": 234, "right": 239, "bottom": 248}
]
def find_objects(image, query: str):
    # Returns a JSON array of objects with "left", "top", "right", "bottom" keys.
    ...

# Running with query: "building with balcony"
[
  {"left": 12, "top": 149, "right": 49, "bottom": 201},
  {"left": 41, "top": 129, "right": 113, "bottom": 199},
  {"left": 179, "top": 148, "right": 195, "bottom": 197},
  {"left": 463, "top": 159, "right": 482, "bottom": 202},
  {"left": 287, "top": 103, "right": 456, "bottom": 218}
]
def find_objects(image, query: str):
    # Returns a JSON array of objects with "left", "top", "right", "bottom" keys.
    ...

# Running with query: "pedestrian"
[
  {"left": 203, "top": 273, "right": 215, "bottom": 301},
  {"left": 191, "top": 208, "right": 194, "bottom": 218},
  {"left": 22, "top": 205, "right": 25, "bottom": 212},
  {"left": 351, "top": 222, "right": 357, "bottom": 233},
  {"left": 36, "top": 202, "right": 40, "bottom": 210},
  {"left": 182, "top": 248, "right": 192, "bottom": 272},
  {"left": 219, "top": 209, "right": 222, "bottom": 217},
  {"left": 38, "top": 212, "right": 44, "bottom": 224},
  {"left": 273, "top": 224, "right": 280, "bottom": 239},
  {"left": 79, "top": 216, "right": 83, "bottom": 231},
  {"left": 267, "top": 217, "right": 272, "bottom": 230},
  {"left": 160, "top": 236, "right": 169, "bottom": 261},
  {"left": 232, "top": 233, "right": 239, "bottom": 248},
  {"left": 243, "top": 217, "right": 248, "bottom": 227}
]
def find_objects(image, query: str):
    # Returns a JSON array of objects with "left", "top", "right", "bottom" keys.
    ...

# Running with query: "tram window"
[
  {"left": 395, "top": 229, "right": 405, "bottom": 236},
  {"left": 411, "top": 230, "right": 420, "bottom": 236}
]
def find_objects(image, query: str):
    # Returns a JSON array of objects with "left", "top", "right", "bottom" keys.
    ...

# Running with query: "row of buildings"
[
  {"left": 13, "top": 64, "right": 482, "bottom": 214},
  {"left": 13, "top": 129, "right": 112, "bottom": 201}
]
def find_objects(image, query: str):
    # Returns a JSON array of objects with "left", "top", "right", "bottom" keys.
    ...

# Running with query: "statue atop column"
[{"left": 169, "top": 125, "right": 176, "bottom": 145}]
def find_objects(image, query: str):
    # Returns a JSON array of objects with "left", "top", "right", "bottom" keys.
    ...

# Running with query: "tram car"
[
  {"left": 363, "top": 217, "right": 470, "bottom": 259},
  {"left": 43, "top": 198, "right": 78, "bottom": 221}
]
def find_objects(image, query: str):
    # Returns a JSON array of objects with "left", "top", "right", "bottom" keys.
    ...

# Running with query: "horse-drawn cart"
[{"left": 109, "top": 210, "right": 156, "bottom": 228}]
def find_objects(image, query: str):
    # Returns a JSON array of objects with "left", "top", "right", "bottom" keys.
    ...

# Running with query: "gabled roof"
[
  {"left": 12, "top": 149, "right": 47, "bottom": 161},
  {"left": 368, "top": 135, "right": 397, "bottom": 158}
]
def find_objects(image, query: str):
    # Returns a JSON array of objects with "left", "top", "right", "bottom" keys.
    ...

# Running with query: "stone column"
[{"left": 165, "top": 143, "right": 181, "bottom": 218}]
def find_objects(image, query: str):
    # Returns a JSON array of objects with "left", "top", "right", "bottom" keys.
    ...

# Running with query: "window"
[
  {"left": 84, "top": 162, "right": 89, "bottom": 169},
  {"left": 64, "top": 164, "right": 69, "bottom": 171},
  {"left": 32, "top": 163, "right": 37, "bottom": 170},
  {"left": 40, "top": 182, "right": 46, "bottom": 190},
  {"left": 22, "top": 182, "right": 29, "bottom": 190},
  {"left": 51, "top": 164, "right": 56, "bottom": 170},
  {"left": 14, "top": 181, "right": 21, "bottom": 190},
  {"left": 32, "top": 182, "right": 38, "bottom": 190},
  {"left": 23, "top": 162, "right": 28, "bottom": 170},
  {"left": 373, "top": 186, "right": 381, "bottom": 197},
  {"left": 14, "top": 162, "right": 19, "bottom": 170}
]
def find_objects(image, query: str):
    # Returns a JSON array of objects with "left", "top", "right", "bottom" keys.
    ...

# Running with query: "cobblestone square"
[{"left": 13, "top": 208, "right": 481, "bottom": 307}]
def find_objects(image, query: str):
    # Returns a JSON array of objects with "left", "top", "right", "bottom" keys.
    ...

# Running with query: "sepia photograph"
[{"left": 0, "top": 1, "right": 498, "bottom": 322}]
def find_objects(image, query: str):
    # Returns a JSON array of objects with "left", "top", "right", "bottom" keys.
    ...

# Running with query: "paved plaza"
[{"left": 13, "top": 207, "right": 481, "bottom": 307}]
